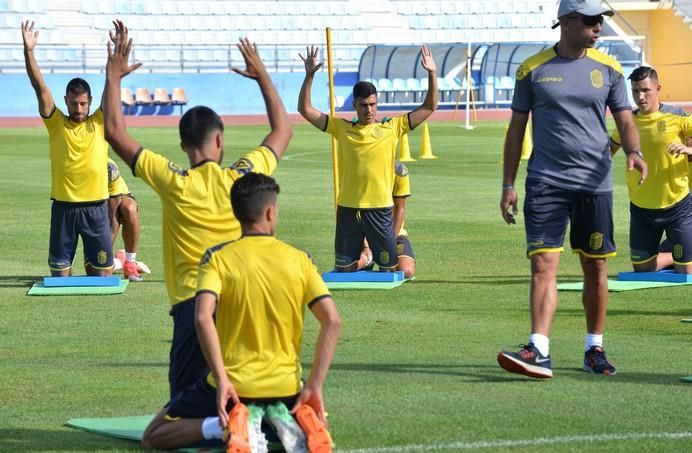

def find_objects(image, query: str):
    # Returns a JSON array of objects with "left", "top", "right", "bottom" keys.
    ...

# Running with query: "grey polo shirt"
[{"left": 512, "top": 45, "right": 631, "bottom": 193}]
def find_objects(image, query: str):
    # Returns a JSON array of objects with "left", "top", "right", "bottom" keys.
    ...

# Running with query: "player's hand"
[
  {"left": 299, "top": 45, "right": 323, "bottom": 77},
  {"left": 290, "top": 384, "right": 328, "bottom": 428},
  {"left": 420, "top": 45, "right": 437, "bottom": 74},
  {"left": 216, "top": 375, "right": 240, "bottom": 429},
  {"left": 667, "top": 142, "right": 692, "bottom": 156},
  {"left": 626, "top": 152, "right": 648, "bottom": 185},
  {"left": 232, "top": 38, "right": 269, "bottom": 81},
  {"left": 107, "top": 20, "right": 142, "bottom": 79},
  {"left": 500, "top": 187, "right": 518, "bottom": 225},
  {"left": 21, "top": 21, "right": 38, "bottom": 50}
]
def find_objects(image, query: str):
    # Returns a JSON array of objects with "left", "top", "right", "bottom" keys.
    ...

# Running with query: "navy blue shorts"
[
  {"left": 166, "top": 378, "right": 300, "bottom": 419},
  {"left": 169, "top": 298, "right": 209, "bottom": 399},
  {"left": 48, "top": 200, "right": 113, "bottom": 271},
  {"left": 335, "top": 206, "right": 398, "bottom": 270},
  {"left": 630, "top": 195, "right": 692, "bottom": 265},
  {"left": 524, "top": 182, "right": 615, "bottom": 258},
  {"left": 396, "top": 235, "right": 415, "bottom": 260}
]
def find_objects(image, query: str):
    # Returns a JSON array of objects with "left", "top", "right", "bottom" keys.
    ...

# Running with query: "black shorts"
[
  {"left": 48, "top": 200, "right": 113, "bottom": 271},
  {"left": 334, "top": 206, "right": 398, "bottom": 270},
  {"left": 630, "top": 195, "right": 692, "bottom": 265},
  {"left": 524, "top": 182, "right": 615, "bottom": 258},
  {"left": 165, "top": 378, "right": 299, "bottom": 419},
  {"left": 169, "top": 298, "right": 209, "bottom": 399},
  {"left": 396, "top": 235, "right": 415, "bottom": 260}
]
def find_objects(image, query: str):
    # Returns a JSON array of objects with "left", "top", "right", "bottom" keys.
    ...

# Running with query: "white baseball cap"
[{"left": 551, "top": 0, "right": 614, "bottom": 28}]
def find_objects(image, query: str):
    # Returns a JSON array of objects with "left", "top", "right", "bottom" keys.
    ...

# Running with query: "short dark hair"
[
  {"left": 353, "top": 81, "right": 377, "bottom": 100},
  {"left": 230, "top": 173, "right": 280, "bottom": 225},
  {"left": 628, "top": 66, "right": 658, "bottom": 83},
  {"left": 179, "top": 106, "right": 224, "bottom": 149},
  {"left": 66, "top": 78, "right": 91, "bottom": 98}
]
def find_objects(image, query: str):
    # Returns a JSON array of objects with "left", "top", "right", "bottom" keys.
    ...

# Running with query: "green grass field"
[{"left": 1, "top": 121, "right": 691, "bottom": 452}]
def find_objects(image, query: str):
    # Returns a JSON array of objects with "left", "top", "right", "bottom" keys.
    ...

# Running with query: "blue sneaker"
[
  {"left": 583, "top": 346, "right": 616, "bottom": 375},
  {"left": 497, "top": 343, "right": 553, "bottom": 379}
]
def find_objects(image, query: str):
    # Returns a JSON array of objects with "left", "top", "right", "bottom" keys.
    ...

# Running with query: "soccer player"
[
  {"left": 107, "top": 158, "right": 144, "bottom": 281},
  {"left": 298, "top": 45, "right": 437, "bottom": 273},
  {"left": 141, "top": 173, "right": 341, "bottom": 452},
  {"left": 22, "top": 20, "right": 113, "bottom": 277},
  {"left": 497, "top": 0, "right": 647, "bottom": 379},
  {"left": 610, "top": 66, "right": 692, "bottom": 274},
  {"left": 103, "top": 21, "right": 292, "bottom": 398}
]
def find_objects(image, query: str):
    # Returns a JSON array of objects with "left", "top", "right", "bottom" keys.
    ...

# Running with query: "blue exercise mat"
[
  {"left": 44, "top": 276, "right": 121, "bottom": 287},
  {"left": 617, "top": 270, "right": 692, "bottom": 283},
  {"left": 322, "top": 271, "right": 405, "bottom": 282}
]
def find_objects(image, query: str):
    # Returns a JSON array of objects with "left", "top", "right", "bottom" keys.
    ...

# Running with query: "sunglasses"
[{"left": 566, "top": 14, "right": 604, "bottom": 27}]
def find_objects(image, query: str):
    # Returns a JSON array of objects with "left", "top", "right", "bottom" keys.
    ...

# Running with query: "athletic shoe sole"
[
  {"left": 295, "top": 405, "right": 332, "bottom": 453},
  {"left": 582, "top": 364, "right": 616, "bottom": 375},
  {"left": 497, "top": 352, "right": 553, "bottom": 379},
  {"left": 227, "top": 404, "right": 251, "bottom": 453}
]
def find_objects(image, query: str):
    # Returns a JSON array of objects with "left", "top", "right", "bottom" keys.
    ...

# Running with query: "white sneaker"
[{"left": 248, "top": 404, "right": 269, "bottom": 453}]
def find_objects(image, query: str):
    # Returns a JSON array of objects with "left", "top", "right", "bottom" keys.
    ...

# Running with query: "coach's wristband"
[
  {"left": 502, "top": 184, "right": 514, "bottom": 191},
  {"left": 626, "top": 149, "right": 644, "bottom": 159}
]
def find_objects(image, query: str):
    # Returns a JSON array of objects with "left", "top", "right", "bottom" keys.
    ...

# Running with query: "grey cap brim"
[{"left": 551, "top": 8, "right": 614, "bottom": 29}]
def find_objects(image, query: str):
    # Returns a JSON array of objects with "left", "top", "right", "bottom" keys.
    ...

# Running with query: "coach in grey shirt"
[{"left": 497, "top": 0, "right": 647, "bottom": 380}]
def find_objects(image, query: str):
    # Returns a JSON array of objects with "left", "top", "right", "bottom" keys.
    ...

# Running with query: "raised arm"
[
  {"left": 612, "top": 109, "right": 647, "bottom": 185},
  {"left": 291, "top": 296, "right": 341, "bottom": 425},
  {"left": 103, "top": 20, "right": 143, "bottom": 170},
  {"left": 500, "top": 111, "right": 529, "bottom": 225},
  {"left": 408, "top": 45, "right": 438, "bottom": 130},
  {"left": 22, "top": 21, "right": 54, "bottom": 117},
  {"left": 297, "top": 45, "right": 328, "bottom": 131},
  {"left": 233, "top": 38, "right": 292, "bottom": 159}
]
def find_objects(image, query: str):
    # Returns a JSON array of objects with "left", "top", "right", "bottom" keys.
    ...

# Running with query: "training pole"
[
  {"left": 326, "top": 27, "right": 339, "bottom": 216},
  {"left": 464, "top": 41, "right": 475, "bottom": 130}
]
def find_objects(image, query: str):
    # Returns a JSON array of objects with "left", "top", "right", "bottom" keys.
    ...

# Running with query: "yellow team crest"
[
  {"left": 379, "top": 250, "right": 390, "bottom": 265},
  {"left": 590, "top": 69, "right": 604, "bottom": 89},
  {"left": 589, "top": 232, "right": 604, "bottom": 251},
  {"left": 674, "top": 244, "right": 683, "bottom": 260},
  {"left": 371, "top": 127, "right": 384, "bottom": 139},
  {"left": 98, "top": 250, "right": 108, "bottom": 265},
  {"left": 657, "top": 120, "right": 667, "bottom": 133}
]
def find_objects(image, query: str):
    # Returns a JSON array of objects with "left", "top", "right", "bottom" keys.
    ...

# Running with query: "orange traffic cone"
[
  {"left": 398, "top": 133, "right": 415, "bottom": 162},
  {"left": 419, "top": 122, "right": 437, "bottom": 159}
]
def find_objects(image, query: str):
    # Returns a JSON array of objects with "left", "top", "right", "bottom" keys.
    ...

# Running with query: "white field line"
[{"left": 336, "top": 431, "right": 692, "bottom": 452}]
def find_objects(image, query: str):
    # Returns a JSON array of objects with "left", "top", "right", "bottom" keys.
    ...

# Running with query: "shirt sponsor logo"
[
  {"left": 590, "top": 69, "right": 604, "bottom": 89},
  {"left": 536, "top": 76, "right": 562, "bottom": 83}
]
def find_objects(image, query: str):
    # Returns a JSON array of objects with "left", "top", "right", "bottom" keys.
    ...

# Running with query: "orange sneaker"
[
  {"left": 226, "top": 403, "right": 251, "bottom": 453},
  {"left": 295, "top": 405, "right": 332, "bottom": 453},
  {"left": 122, "top": 260, "right": 143, "bottom": 282}
]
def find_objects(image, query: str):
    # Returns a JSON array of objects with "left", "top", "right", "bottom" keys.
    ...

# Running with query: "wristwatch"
[{"left": 626, "top": 149, "right": 644, "bottom": 159}]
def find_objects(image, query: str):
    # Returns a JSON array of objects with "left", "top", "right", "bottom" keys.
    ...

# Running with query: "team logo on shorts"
[
  {"left": 657, "top": 120, "right": 667, "bottom": 133},
  {"left": 98, "top": 250, "right": 108, "bottom": 265},
  {"left": 590, "top": 69, "right": 604, "bottom": 89},
  {"left": 589, "top": 232, "right": 604, "bottom": 251},
  {"left": 397, "top": 242, "right": 405, "bottom": 254},
  {"left": 379, "top": 250, "right": 390, "bottom": 265},
  {"left": 674, "top": 244, "right": 683, "bottom": 260}
]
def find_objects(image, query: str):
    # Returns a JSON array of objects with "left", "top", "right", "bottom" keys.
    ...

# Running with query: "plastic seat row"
[
  {"left": 83, "top": 1, "right": 353, "bottom": 17},
  {"left": 121, "top": 87, "right": 188, "bottom": 114}
]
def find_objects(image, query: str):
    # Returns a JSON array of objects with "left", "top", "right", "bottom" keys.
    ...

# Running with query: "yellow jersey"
[
  {"left": 197, "top": 235, "right": 330, "bottom": 398},
  {"left": 107, "top": 158, "right": 130, "bottom": 197},
  {"left": 134, "top": 146, "right": 277, "bottom": 305},
  {"left": 43, "top": 107, "right": 109, "bottom": 202},
  {"left": 326, "top": 115, "right": 411, "bottom": 209},
  {"left": 393, "top": 161, "right": 411, "bottom": 237},
  {"left": 612, "top": 105, "right": 692, "bottom": 209}
]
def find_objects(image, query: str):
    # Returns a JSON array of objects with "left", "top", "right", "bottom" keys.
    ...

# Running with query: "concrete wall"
[{"left": 0, "top": 71, "right": 358, "bottom": 117}]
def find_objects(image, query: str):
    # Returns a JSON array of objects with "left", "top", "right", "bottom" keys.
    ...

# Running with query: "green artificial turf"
[{"left": 1, "top": 121, "right": 691, "bottom": 452}]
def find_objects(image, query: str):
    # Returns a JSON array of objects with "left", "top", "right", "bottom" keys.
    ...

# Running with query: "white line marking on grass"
[
  {"left": 337, "top": 431, "right": 692, "bottom": 452},
  {"left": 283, "top": 150, "right": 327, "bottom": 161}
]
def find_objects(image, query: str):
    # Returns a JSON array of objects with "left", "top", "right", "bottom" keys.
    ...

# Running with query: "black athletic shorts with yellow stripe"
[{"left": 335, "top": 206, "right": 398, "bottom": 270}]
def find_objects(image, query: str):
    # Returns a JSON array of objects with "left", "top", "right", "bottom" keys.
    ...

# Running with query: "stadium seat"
[
  {"left": 135, "top": 87, "right": 153, "bottom": 105},
  {"left": 154, "top": 88, "right": 172, "bottom": 105},
  {"left": 172, "top": 87, "right": 188, "bottom": 114},
  {"left": 121, "top": 88, "right": 136, "bottom": 115}
]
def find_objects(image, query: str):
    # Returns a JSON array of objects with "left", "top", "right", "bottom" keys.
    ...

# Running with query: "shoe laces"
[{"left": 518, "top": 344, "right": 538, "bottom": 360}]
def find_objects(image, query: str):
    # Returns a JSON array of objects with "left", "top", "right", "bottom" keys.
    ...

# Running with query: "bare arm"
[
  {"left": 103, "top": 21, "right": 143, "bottom": 170},
  {"left": 233, "top": 38, "right": 292, "bottom": 159},
  {"left": 297, "top": 45, "right": 328, "bottom": 131},
  {"left": 408, "top": 45, "right": 438, "bottom": 130},
  {"left": 21, "top": 21, "right": 54, "bottom": 117},
  {"left": 393, "top": 197, "right": 406, "bottom": 237},
  {"left": 612, "top": 109, "right": 647, "bottom": 184},
  {"left": 196, "top": 291, "right": 239, "bottom": 428},
  {"left": 500, "top": 111, "right": 529, "bottom": 225},
  {"left": 291, "top": 296, "right": 341, "bottom": 425}
]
